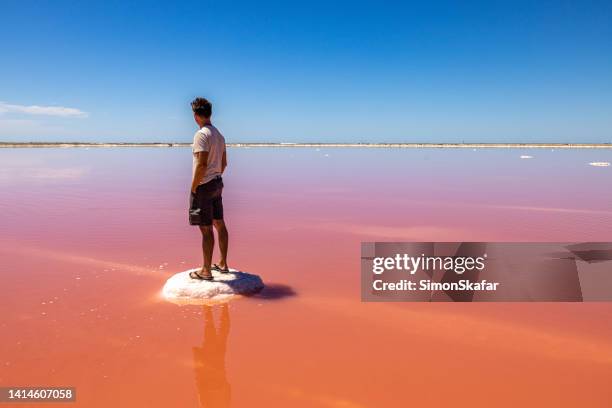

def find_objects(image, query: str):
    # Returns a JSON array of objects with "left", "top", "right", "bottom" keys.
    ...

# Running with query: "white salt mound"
[
  {"left": 589, "top": 162, "right": 610, "bottom": 167},
  {"left": 162, "top": 269, "right": 264, "bottom": 304}
]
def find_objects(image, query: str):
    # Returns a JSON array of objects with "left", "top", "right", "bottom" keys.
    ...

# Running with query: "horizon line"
[{"left": 1, "top": 142, "right": 612, "bottom": 149}]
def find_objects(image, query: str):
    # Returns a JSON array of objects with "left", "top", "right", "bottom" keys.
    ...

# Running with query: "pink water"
[{"left": 1, "top": 147, "right": 612, "bottom": 407}]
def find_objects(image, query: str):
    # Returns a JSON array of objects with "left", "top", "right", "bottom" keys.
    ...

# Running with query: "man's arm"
[
  {"left": 191, "top": 151, "right": 209, "bottom": 193},
  {"left": 221, "top": 148, "right": 227, "bottom": 173}
]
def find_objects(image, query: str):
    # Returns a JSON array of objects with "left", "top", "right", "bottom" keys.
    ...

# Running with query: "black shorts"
[{"left": 189, "top": 177, "right": 224, "bottom": 226}]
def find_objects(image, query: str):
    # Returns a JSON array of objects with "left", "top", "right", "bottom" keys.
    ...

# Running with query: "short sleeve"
[{"left": 193, "top": 130, "right": 210, "bottom": 153}]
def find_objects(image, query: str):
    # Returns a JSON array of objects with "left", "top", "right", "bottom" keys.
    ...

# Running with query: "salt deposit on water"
[
  {"left": 162, "top": 269, "right": 264, "bottom": 305},
  {"left": 589, "top": 162, "right": 610, "bottom": 167}
]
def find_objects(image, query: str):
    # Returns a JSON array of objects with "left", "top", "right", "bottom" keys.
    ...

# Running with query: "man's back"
[{"left": 193, "top": 124, "right": 226, "bottom": 185}]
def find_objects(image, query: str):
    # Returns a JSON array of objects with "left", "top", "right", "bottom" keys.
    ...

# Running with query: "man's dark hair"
[{"left": 191, "top": 97, "right": 212, "bottom": 118}]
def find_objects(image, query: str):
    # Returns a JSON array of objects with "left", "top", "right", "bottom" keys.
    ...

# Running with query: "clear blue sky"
[{"left": 1, "top": 0, "right": 611, "bottom": 143}]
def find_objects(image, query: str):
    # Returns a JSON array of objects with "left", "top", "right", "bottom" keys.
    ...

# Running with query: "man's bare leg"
[
  {"left": 199, "top": 225, "right": 214, "bottom": 278},
  {"left": 213, "top": 219, "right": 229, "bottom": 269}
]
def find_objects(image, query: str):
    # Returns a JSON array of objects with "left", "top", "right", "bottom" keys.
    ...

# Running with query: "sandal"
[
  {"left": 190, "top": 270, "right": 214, "bottom": 281},
  {"left": 212, "top": 264, "right": 230, "bottom": 274}
]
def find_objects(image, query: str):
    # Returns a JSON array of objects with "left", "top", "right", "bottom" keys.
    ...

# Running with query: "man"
[{"left": 189, "top": 97, "right": 229, "bottom": 280}]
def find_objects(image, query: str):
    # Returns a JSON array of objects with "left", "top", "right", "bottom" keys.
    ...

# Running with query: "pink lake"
[{"left": 1, "top": 147, "right": 612, "bottom": 407}]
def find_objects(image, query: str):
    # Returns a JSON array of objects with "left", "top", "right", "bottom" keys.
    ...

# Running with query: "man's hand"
[{"left": 191, "top": 151, "right": 209, "bottom": 193}]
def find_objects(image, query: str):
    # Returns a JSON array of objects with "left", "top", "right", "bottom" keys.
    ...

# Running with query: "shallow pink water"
[{"left": 1, "top": 147, "right": 612, "bottom": 407}]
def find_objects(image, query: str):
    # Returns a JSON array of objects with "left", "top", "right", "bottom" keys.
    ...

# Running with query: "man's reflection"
[{"left": 193, "top": 304, "right": 231, "bottom": 407}]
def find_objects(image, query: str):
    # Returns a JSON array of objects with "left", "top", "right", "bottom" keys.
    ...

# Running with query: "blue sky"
[{"left": 1, "top": 0, "right": 611, "bottom": 143}]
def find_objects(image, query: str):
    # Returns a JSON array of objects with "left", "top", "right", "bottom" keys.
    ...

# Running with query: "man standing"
[{"left": 189, "top": 97, "right": 229, "bottom": 280}]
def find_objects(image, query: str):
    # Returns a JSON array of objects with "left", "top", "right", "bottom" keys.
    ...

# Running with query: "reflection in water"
[{"left": 193, "top": 304, "right": 231, "bottom": 408}]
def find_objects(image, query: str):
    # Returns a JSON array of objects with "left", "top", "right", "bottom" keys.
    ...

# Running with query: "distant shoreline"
[{"left": 1, "top": 142, "right": 612, "bottom": 149}]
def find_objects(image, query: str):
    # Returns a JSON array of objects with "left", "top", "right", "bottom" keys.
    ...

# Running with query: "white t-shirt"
[{"left": 192, "top": 124, "right": 226, "bottom": 185}]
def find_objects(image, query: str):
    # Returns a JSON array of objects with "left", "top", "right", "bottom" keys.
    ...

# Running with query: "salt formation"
[
  {"left": 162, "top": 269, "right": 264, "bottom": 304},
  {"left": 589, "top": 162, "right": 610, "bottom": 167}
]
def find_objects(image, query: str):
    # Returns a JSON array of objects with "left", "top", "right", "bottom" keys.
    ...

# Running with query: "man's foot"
[
  {"left": 190, "top": 269, "right": 214, "bottom": 280},
  {"left": 212, "top": 263, "right": 230, "bottom": 273}
]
